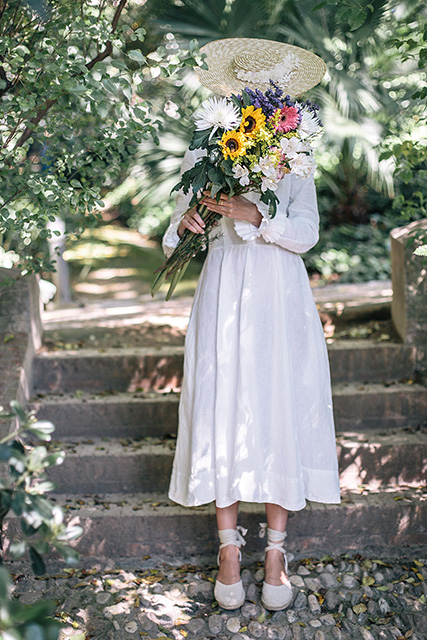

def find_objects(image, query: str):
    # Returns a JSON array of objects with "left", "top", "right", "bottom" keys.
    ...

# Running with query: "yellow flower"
[
  {"left": 219, "top": 130, "right": 248, "bottom": 160},
  {"left": 254, "top": 126, "right": 273, "bottom": 144},
  {"left": 239, "top": 106, "right": 266, "bottom": 138}
]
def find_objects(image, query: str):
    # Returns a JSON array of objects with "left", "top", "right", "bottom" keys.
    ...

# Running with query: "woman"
[{"left": 162, "top": 38, "right": 341, "bottom": 611}]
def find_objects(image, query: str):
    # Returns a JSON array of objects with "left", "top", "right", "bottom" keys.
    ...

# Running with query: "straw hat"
[{"left": 194, "top": 37, "right": 326, "bottom": 98}]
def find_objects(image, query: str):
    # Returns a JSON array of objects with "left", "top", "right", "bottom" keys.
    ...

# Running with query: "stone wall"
[
  {"left": 391, "top": 219, "right": 427, "bottom": 372},
  {"left": 0, "top": 268, "right": 43, "bottom": 436}
]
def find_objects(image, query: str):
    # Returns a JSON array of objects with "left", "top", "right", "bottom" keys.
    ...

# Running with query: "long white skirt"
[{"left": 168, "top": 238, "right": 341, "bottom": 511}]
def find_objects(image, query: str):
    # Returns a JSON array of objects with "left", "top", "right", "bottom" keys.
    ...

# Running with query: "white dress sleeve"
[
  {"left": 162, "top": 148, "right": 203, "bottom": 258},
  {"left": 233, "top": 172, "right": 320, "bottom": 254}
]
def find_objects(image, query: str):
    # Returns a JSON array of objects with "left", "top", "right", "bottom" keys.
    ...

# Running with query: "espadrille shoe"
[
  {"left": 214, "top": 525, "right": 247, "bottom": 609},
  {"left": 261, "top": 527, "right": 293, "bottom": 611}
]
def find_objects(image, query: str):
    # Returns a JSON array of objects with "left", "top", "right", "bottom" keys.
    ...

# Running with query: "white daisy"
[
  {"left": 297, "top": 106, "right": 322, "bottom": 139},
  {"left": 193, "top": 97, "right": 241, "bottom": 136},
  {"left": 232, "top": 164, "right": 250, "bottom": 186}
]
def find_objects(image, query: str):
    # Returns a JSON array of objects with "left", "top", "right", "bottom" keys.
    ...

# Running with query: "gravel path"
[{"left": 10, "top": 549, "right": 427, "bottom": 640}]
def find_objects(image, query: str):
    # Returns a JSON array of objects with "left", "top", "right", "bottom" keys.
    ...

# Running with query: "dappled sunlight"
[
  {"left": 337, "top": 431, "right": 426, "bottom": 491},
  {"left": 126, "top": 356, "right": 183, "bottom": 393},
  {"left": 89, "top": 268, "right": 140, "bottom": 279},
  {"left": 74, "top": 281, "right": 139, "bottom": 295},
  {"left": 313, "top": 280, "right": 393, "bottom": 314},
  {"left": 53, "top": 562, "right": 199, "bottom": 640},
  {"left": 42, "top": 297, "right": 194, "bottom": 331},
  {"left": 64, "top": 243, "right": 130, "bottom": 262},
  {"left": 397, "top": 512, "right": 410, "bottom": 535}
]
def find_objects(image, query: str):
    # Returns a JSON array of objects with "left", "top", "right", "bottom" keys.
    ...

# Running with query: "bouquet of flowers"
[{"left": 151, "top": 81, "right": 323, "bottom": 300}]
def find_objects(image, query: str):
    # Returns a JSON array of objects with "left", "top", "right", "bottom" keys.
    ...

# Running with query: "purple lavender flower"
[{"left": 237, "top": 81, "right": 322, "bottom": 126}]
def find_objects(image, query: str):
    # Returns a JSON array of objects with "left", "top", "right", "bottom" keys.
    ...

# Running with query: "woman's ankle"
[
  {"left": 217, "top": 545, "right": 241, "bottom": 585},
  {"left": 264, "top": 548, "right": 288, "bottom": 585}
]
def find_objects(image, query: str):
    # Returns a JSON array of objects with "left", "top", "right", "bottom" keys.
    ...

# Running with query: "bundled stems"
[{"left": 150, "top": 202, "right": 222, "bottom": 300}]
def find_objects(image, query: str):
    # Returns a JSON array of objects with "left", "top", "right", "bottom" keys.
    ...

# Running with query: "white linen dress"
[{"left": 163, "top": 147, "right": 341, "bottom": 512}]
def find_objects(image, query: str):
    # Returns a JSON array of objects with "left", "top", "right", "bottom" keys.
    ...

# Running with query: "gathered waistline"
[{"left": 207, "top": 241, "right": 295, "bottom": 255}]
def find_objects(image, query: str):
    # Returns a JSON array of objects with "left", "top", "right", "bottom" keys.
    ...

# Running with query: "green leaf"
[
  {"left": 135, "top": 27, "right": 146, "bottom": 39},
  {"left": 210, "top": 183, "right": 224, "bottom": 198},
  {"left": 27, "top": 446, "right": 49, "bottom": 472},
  {"left": 9, "top": 540, "right": 27, "bottom": 558},
  {"left": 128, "top": 49, "right": 146, "bottom": 63},
  {"left": 10, "top": 400, "right": 27, "bottom": 423},
  {"left": 0, "top": 490, "right": 12, "bottom": 517},
  {"left": 312, "top": 1, "right": 329, "bottom": 11},
  {"left": 166, "top": 262, "right": 189, "bottom": 301},
  {"left": 43, "top": 451, "right": 65, "bottom": 467},
  {"left": 0, "top": 567, "right": 11, "bottom": 599},
  {"left": 28, "top": 421, "right": 55, "bottom": 437},
  {"left": 208, "top": 166, "right": 225, "bottom": 184},
  {"left": 102, "top": 78, "right": 117, "bottom": 93},
  {"left": 33, "top": 480, "right": 56, "bottom": 493},
  {"left": 110, "top": 59, "right": 127, "bottom": 69},
  {"left": 189, "top": 128, "right": 211, "bottom": 150},
  {"left": 348, "top": 9, "right": 367, "bottom": 31},
  {"left": 399, "top": 167, "right": 412, "bottom": 184},
  {"left": 29, "top": 546, "right": 46, "bottom": 576},
  {"left": 28, "top": 494, "right": 54, "bottom": 519},
  {"left": 150, "top": 269, "right": 168, "bottom": 296},
  {"left": 11, "top": 491, "right": 26, "bottom": 516},
  {"left": 0, "top": 445, "right": 12, "bottom": 462},
  {"left": 54, "top": 542, "right": 80, "bottom": 564},
  {"left": 58, "top": 524, "right": 83, "bottom": 541},
  {"left": 414, "top": 244, "right": 427, "bottom": 256}
]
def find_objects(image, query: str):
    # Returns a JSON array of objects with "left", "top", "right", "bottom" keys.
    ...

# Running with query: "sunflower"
[
  {"left": 239, "top": 106, "right": 266, "bottom": 138},
  {"left": 219, "top": 130, "right": 248, "bottom": 160}
]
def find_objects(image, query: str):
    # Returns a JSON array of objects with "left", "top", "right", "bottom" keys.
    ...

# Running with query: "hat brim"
[{"left": 194, "top": 37, "right": 326, "bottom": 98}]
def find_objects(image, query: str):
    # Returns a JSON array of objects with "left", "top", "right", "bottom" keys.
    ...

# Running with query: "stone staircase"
[{"left": 29, "top": 328, "right": 427, "bottom": 562}]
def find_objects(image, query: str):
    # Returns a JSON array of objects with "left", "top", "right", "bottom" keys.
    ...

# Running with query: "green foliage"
[
  {"left": 0, "top": 401, "right": 82, "bottom": 574},
  {"left": 0, "top": 565, "right": 61, "bottom": 640},
  {"left": 303, "top": 212, "right": 405, "bottom": 282},
  {"left": 119, "top": 0, "right": 423, "bottom": 237},
  {"left": 0, "top": 400, "right": 84, "bottom": 638},
  {"left": 0, "top": 0, "right": 205, "bottom": 275},
  {"left": 314, "top": 0, "right": 377, "bottom": 31}
]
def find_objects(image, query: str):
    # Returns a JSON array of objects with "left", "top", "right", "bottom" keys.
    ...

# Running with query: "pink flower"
[{"left": 275, "top": 106, "right": 300, "bottom": 133}]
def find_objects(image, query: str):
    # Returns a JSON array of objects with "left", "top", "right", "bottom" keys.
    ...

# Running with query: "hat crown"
[
  {"left": 232, "top": 50, "right": 302, "bottom": 90},
  {"left": 194, "top": 37, "right": 326, "bottom": 97}
]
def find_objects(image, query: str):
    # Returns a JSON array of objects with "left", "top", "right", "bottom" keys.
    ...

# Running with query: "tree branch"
[{"left": 14, "top": 0, "right": 128, "bottom": 149}]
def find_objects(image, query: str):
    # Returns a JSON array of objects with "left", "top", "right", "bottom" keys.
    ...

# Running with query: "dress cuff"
[
  {"left": 260, "top": 215, "right": 288, "bottom": 243},
  {"left": 233, "top": 219, "right": 264, "bottom": 241},
  {"left": 162, "top": 221, "right": 181, "bottom": 258},
  {"left": 234, "top": 212, "right": 288, "bottom": 244}
]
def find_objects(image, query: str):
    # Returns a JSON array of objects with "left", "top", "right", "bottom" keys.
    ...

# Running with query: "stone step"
[
  {"left": 32, "top": 341, "right": 417, "bottom": 394},
  {"left": 46, "top": 428, "right": 427, "bottom": 495},
  {"left": 31, "top": 381, "right": 427, "bottom": 439},
  {"left": 11, "top": 487, "right": 424, "bottom": 560}
]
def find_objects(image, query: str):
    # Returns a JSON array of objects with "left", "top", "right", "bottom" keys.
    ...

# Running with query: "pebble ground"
[{"left": 10, "top": 548, "right": 427, "bottom": 640}]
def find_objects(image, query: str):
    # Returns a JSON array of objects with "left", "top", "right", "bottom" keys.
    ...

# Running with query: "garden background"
[
  {"left": 1, "top": 0, "right": 426, "bottom": 293},
  {"left": 0, "top": 1, "right": 426, "bottom": 638}
]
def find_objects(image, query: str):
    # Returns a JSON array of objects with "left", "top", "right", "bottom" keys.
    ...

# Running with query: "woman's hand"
[
  {"left": 178, "top": 205, "right": 206, "bottom": 237},
  {"left": 202, "top": 191, "right": 263, "bottom": 227}
]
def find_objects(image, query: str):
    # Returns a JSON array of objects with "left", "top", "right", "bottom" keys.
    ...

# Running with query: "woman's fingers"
[
  {"left": 182, "top": 210, "right": 206, "bottom": 234},
  {"left": 203, "top": 190, "right": 228, "bottom": 202},
  {"left": 183, "top": 219, "right": 204, "bottom": 234},
  {"left": 192, "top": 211, "right": 206, "bottom": 227},
  {"left": 203, "top": 198, "right": 233, "bottom": 216}
]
